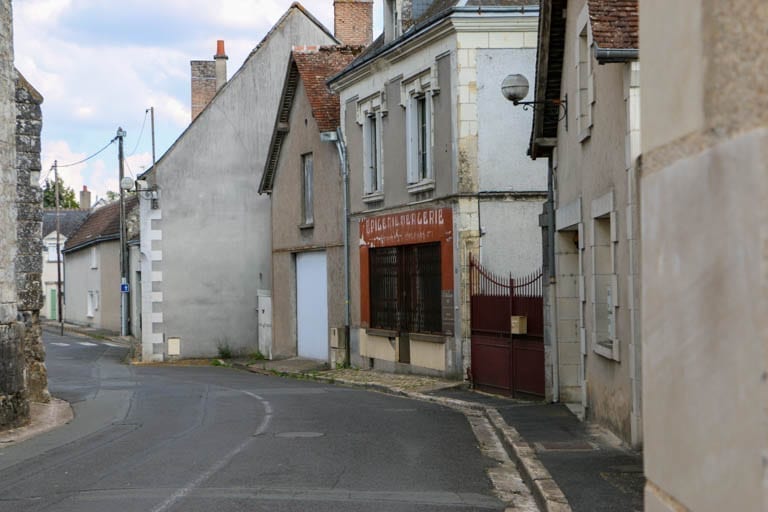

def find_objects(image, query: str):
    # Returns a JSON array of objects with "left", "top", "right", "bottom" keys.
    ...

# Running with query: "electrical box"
[
  {"left": 330, "top": 327, "right": 347, "bottom": 349},
  {"left": 167, "top": 337, "right": 181, "bottom": 356},
  {"left": 510, "top": 316, "right": 528, "bottom": 335}
]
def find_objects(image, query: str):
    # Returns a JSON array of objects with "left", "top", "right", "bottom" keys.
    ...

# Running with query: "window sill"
[
  {"left": 298, "top": 223, "right": 314, "bottom": 230},
  {"left": 578, "top": 127, "right": 591, "bottom": 144},
  {"left": 367, "top": 328, "right": 397, "bottom": 339},
  {"left": 362, "top": 192, "right": 384, "bottom": 204},
  {"left": 409, "top": 333, "right": 445, "bottom": 344},
  {"left": 407, "top": 179, "right": 435, "bottom": 194},
  {"left": 593, "top": 338, "right": 620, "bottom": 362}
]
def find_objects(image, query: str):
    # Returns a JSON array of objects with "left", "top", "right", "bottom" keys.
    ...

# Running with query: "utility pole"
[
  {"left": 116, "top": 127, "right": 128, "bottom": 337},
  {"left": 53, "top": 160, "right": 64, "bottom": 336},
  {"left": 148, "top": 107, "right": 156, "bottom": 166}
]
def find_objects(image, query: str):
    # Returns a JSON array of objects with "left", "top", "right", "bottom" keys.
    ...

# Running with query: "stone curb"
[{"left": 485, "top": 409, "right": 572, "bottom": 512}]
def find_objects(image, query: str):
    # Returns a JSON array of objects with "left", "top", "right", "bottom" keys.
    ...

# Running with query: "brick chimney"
[
  {"left": 334, "top": 0, "right": 373, "bottom": 46},
  {"left": 79, "top": 185, "right": 91, "bottom": 209},
  {"left": 214, "top": 40, "right": 228, "bottom": 92},
  {"left": 190, "top": 41, "right": 227, "bottom": 121},
  {"left": 190, "top": 59, "right": 215, "bottom": 121}
]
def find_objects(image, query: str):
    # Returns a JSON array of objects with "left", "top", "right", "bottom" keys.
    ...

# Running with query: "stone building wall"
[
  {"left": 15, "top": 72, "right": 48, "bottom": 403},
  {"left": 0, "top": 0, "right": 28, "bottom": 429}
]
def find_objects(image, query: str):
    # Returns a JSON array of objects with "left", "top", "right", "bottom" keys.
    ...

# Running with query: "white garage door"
[{"left": 296, "top": 251, "right": 328, "bottom": 361}]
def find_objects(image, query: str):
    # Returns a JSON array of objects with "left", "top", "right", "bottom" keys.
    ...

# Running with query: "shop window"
[{"left": 369, "top": 243, "right": 442, "bottom": 334}]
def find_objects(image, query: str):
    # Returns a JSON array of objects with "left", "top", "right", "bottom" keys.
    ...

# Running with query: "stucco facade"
[
  {"left": 138, "top": 5, "right": 337, "bottom": 361},
  {"left": 529, "top": 0, "right": 641, "bottom": 446},
  {"left": 331, "top": 3, "right": 545, "bottom": 379},
  {"left": 640, "top": 1, "right": 768, "bottom": 511},
  {"left": 266, "top": 76, "right": 346, "bottom": 362},
  {"left": 64, "top": 241, "right": 121, "bottom": 332}
]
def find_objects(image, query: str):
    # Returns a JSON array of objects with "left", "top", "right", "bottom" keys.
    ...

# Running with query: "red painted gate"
[{"left": 469, "top": 254, "right": 545, "bottom": 397}]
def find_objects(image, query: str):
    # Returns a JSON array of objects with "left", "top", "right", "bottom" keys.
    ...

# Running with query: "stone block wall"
[
  {"left": 0, "top": 0, "right": 28, "bottom": 429},
  {"left": 16, "top": 73, "right": 48, "bottom": 403}
]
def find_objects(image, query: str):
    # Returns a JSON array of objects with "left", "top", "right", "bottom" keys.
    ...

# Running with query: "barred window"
[{"left": 369, "top": 243, "right": 441, "bottom": 334}]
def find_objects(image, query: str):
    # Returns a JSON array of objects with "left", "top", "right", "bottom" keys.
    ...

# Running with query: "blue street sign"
[{"left": 121, "top": 283, "right": 129, "bottom": 293}]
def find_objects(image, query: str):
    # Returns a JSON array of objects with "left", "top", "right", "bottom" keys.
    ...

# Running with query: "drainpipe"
[
  {"left": 594, "top": 47, "right": 638, "bottom": 64},
  {"left": 547, "top": 157, "right": 559, "bottom": 403},
  {"left": 324, "top": 127, "right": 351, "bottom": 365}
]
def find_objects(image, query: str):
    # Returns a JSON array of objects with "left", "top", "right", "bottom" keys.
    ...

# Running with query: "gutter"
[
  {"left": 62, "top": 234, "right": 119, "bottom": 254},
  {"left": 594, "top": 47, "right": 638, "bottom": 64}
]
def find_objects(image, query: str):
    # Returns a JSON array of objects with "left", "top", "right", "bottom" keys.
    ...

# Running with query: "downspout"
[
  {"left": 332, "top": 127, "right": 351, "bottom": 365},
  {"left": 547, "top": 157, "right": 559, "bottom": 403}
]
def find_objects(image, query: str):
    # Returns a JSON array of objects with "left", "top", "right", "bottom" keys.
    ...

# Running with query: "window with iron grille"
[{"left": 369, "top": 242, "right": 442, "bottom": 333}]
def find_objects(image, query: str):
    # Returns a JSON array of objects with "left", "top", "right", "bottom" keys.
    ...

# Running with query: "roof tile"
[
  {"left": 588, "top": 0, "right": 638, "bottom": 50},
  {"left": 64, "top": 196, "right": 138, "bottom": 252},
  {"left": 292, "top": 45, "right": 364, "bottom": 132}
]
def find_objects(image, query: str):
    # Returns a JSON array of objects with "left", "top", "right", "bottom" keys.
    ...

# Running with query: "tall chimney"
[
  {"left": 79, "top": 185, "right": 91, "bottom": 209},
  {"left": 190, "top": 58, "right": 215, "bottom": 121},
  {"left": 214, "top": 40, "right": 228, "bottom": 92},
  {"left": 334, "top": 0, "right": 373, "bottom": 46}
]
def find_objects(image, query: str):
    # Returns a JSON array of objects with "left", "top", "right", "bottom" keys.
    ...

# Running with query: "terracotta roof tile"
[
  {"left": 292, "top": 45, "right": 364, "bottom": 132},
  {"left": 64, "top": 196, "right": 138, "bottom": 252},
  {"left": 588, "top": 0, "right": 638, "bottom": 50}
]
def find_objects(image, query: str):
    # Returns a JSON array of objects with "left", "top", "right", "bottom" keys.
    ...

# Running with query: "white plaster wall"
[
  {"left": 642, "top": 129, "right": 768, "bottom": 512},
  {"left": 479, "top": 199, "right": 543, "bottom": 276},
  {"left": 477, "top": 48, "right": 547, "bottom": 192},
  {"left": 149, "top": 8, "right": 335, "bottom": 358},
  {"left": 63, "top": 247, "right": 102, "bottom": 328}
]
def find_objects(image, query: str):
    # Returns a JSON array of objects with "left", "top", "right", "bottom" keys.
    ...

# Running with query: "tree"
[
  {"left": 43, "top": 176, "right": 79, "bottom": 209},
  {"left": 105, "top": 190, "right": 119, "bottom": 202}
]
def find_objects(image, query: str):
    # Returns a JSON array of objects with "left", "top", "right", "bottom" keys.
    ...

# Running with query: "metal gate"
[{"left": 469, "top": 254, "right": 544, "bottom": 397}]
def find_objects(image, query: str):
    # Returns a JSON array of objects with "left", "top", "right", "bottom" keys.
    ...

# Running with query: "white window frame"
[
  {"left": 402, "top": 72, "right": 436, "bottom": 192},
  {"left": 301, "top": 153, "right": 314, "bottom": 226},
  {"left": 363, "top": 111, "right": 383, "bottom": 197},
  {"left": 47, "top": 241, "right": 60, "bottom": 262},
  {"left": 90, "top": 246, "right": 98, "bottom": 269},
  {"left": 591, "top": 191, "right": 619, "bottom": 362},
  {"left": 576, "top": 4, "right": 594, "bottom": 141}
]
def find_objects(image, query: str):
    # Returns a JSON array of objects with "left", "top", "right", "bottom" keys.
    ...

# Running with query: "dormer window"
[{"left": 384, "top": 0, "right": 401, "bottom": 43}]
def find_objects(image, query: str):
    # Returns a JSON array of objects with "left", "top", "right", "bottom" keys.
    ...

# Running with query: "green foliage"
[
  {"left": 43, "top": 176, "right": 79, "bottom": 209},
  {"left": 216, "top": 339, "right": 233, "bottom": 359},
  {"left": 105, "top": 190, "right": 119, "bottom": 202},
  {"left": 248, "top": 350, "right": 267, "bottom": 362}
]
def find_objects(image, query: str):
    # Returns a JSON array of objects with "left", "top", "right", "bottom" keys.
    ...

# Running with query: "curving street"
[{"left": 0, "top": 331, "right": 505, "bottom": 511}]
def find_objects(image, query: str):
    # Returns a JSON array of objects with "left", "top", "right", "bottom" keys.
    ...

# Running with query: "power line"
[
  {"left": 128, "top": 110, "right": 148, "bottom": 157},
  {"left": 57, "top": 138, "right": 116, "bottom": 169}
]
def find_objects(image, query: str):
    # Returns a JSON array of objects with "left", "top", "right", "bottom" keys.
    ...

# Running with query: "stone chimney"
[
  {"left": 334, "top": 0, "right": 373, "bottom": 46},
  {"left": 80, "top": 185, "right": 91, "bottom": 209},
  {"left": 214, "top": 40, "right": 228, "bottom": 92}
]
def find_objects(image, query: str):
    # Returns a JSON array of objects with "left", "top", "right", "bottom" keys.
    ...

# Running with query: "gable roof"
[
  {"left": 43, "top": 209, "right": 89, "bottom": 238},
  {"left": 259, "top": 45, "right": 363, "bottom": 194},
  {"left": 329, "top": 0, "right": 537, "bottom": 87},
  {"left": 139, "top": 2, "right": 338, "bottom": 181},
  {"left": 63, "top": 196, "right": 138, "bottom": 253}
]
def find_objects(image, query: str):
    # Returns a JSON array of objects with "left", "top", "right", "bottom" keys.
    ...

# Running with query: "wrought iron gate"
[{"left": 469, "top": 254, "right": 545, "bottom": 397}]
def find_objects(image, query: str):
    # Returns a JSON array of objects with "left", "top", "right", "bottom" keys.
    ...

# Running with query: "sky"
[{"left": 14, "top": 0, "right": 382, "bottom": 206}]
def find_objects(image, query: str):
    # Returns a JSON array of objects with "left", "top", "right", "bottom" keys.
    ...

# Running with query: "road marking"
[
  {"left": 50, "top": 342, "right": 70, "bottom": 347},
  {"left": 150, "top": 391, "right": 273, "bottom": 512},
  {"left": 78, "top": 342, "right": 98, "bottom": 347}
]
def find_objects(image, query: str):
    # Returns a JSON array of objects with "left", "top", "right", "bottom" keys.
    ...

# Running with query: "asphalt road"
[{"left": 0, "top": 331, "right": 504, "bottom": 511}]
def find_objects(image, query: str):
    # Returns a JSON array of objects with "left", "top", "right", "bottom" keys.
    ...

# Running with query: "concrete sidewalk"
[{"left": 247, "top": 363, "right": 644, "bottom": 512}]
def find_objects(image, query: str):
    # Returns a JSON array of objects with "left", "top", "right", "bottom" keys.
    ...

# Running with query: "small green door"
[{"left": 50, "top": 289, "right": 57, "bottom": 320}]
